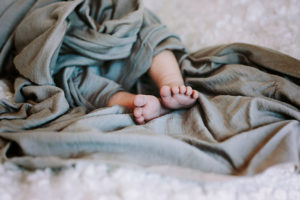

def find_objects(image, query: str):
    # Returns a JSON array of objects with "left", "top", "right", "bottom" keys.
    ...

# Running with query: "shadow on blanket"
[{"left": 0, "top": 0, "right": 299, "bottom": 177}]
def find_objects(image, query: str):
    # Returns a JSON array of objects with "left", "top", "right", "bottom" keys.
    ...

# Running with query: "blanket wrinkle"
[
  {"left": 189, "top": 43, "right": 300, "bottom": 79},
  {"left": 0, "top": 0, "right": 300, "bottom": 176}
]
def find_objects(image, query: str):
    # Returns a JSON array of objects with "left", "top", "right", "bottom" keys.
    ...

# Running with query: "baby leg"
[{"left": 148, "top": 50, "right": 199, "bottom": 109}]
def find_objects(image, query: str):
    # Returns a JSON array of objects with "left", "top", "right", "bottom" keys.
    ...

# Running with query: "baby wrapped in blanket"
[{"left": 11, "top": 0, "right": 198, "bottom": 125}]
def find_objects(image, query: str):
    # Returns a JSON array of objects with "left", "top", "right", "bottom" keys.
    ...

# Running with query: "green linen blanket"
[{"left": 0, "top": 0, "right": 299, "bottom": 175}]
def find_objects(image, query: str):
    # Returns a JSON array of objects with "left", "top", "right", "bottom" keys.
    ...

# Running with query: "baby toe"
[
  {"left": 171, "top": 86, "right": 180, "bottom": 95},
  {"left": 135, "top": 116, "right": 145, "bottom": 125},
  {"left": 179, "top": 85, "right": 186, "bottom": 94},
  {"left": 134, "top": 95, "right": 146, "bottom": 107},
  {"left": 160, "top": 86, "right": 172, "bottom": 98},
  {"left": 185, "top": 86, "right": 193, "bottom": 96},
  {"left": 192, "top": 90, "right": 199, "bottom": 99},
  {"left": 133, "top": 107, "right": 143, "bottom": 118}
]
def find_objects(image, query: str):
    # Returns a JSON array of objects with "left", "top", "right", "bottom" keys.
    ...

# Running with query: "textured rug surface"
[
  {"left": 0, "top": 162, "right": 299, "bottom": 200},
  {"left": 144, "top": 0, "right": 300, "bottom": 59}
]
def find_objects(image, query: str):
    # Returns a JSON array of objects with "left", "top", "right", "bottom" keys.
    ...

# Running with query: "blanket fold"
[{"left": 0, "top": 0, "right": 299, "bottom": 176}]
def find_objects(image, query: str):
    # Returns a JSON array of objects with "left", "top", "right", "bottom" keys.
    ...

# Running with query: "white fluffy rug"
[
  {"left": 0, "top": 162, "right": 299, "bottom": 200},
  {"left": 144, "top": 0, "right": 300, "bottom": 59},
  {"left": 1, "top": 0, "right": 300, "bottom": 199}
]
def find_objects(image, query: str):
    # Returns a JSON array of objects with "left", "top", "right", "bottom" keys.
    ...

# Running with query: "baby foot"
[
  {"left": 133, "top": 95, "right": 169, "bottom": 124},
  {"left": 160, "top": 85, "right": 198, "bottom": 109}
]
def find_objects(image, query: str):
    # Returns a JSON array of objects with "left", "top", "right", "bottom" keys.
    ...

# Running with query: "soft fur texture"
[
  {"left": 145, "top": 0, "right": 300, "bottom": 59},
  {"left": 0, "top": 163, "right": 299, "bottom": 200},
  {"left": 0, "top": 0, "right": 299, "bottom": 199}
]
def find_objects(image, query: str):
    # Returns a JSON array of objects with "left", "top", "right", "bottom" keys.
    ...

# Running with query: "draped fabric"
[{"left": 2, "top": 0, "right": 187, "bottom": 109}]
